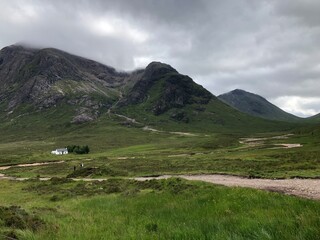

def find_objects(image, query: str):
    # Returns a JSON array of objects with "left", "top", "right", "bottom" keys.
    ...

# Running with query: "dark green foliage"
[
  {"left": 66, "top": 145, "right": 76, "bottom": 153},
  {"left": 0, "top": 206, "right": 44, "bottom": 231},
  {"left": 1, "top": 230, "right": 19, "bottom": 240},
  {"left": 145, "top": 223, "right": 158, "bottom": 232},
  {"left": 49, "top": 195, "right": 60, "bottom": 202},
  {"left": 67, "top": 145, "right": 90, "bottom": 154},
  {"left": 24, "top": 178, "right": 195, "bottom": 201},
  {"left": 50, "top": 177, "right": 73, "bottom": 184},
  {"left": 66, "top": 166, "right": 127, "bottom": 178}
]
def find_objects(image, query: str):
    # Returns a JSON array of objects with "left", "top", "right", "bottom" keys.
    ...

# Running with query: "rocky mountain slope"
[
  {"left": 118, "top": 62, "right": 213, "bottom": 115},
  {"left": 218, "top": 89, "right": 301, "bottom": 122},
  {"left": 0, "top": 45, "right": 143, "bottom": 122},
  {"left": 0, "top": 45, "right": 216, "bottom": 124},
  {"left": 0, "top": 44, "right": 298, "bottom": 134}
]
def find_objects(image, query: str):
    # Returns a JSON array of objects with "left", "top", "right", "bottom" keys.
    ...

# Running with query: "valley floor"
[{"left": 1, "top": 122, "right": 320, "bottom": 239}]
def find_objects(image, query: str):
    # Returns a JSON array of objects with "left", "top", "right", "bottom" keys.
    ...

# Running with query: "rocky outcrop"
[
  {"left": 120, "top": 62, "right": 178, "bottom": 105},
  {"left": 152, "top": 73, "right": 212, "bottom": 115},
  {"left": 119, "top": 61, "right": 213, "bottom": 116}
]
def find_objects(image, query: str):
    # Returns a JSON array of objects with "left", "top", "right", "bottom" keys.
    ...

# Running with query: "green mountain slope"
[
  {"left": 115, "top": 64, "right": 297, "bottom": 133},
  {"left": 0, "top": 45, "right": 301, "bottom": 139},
  {"left": 307, "top": 113, "right": 320, "bottom": 123},
  {"left": 218, "top": 89, "right": 301, "bottom": 122}
]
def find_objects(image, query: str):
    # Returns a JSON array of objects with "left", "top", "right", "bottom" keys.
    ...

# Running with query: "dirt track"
[
  {"left": 135, "top": 174, "right": 320, "bottom": 200},
  {"left": 1, "top": 160, "right": 320, "bottom": 200}
]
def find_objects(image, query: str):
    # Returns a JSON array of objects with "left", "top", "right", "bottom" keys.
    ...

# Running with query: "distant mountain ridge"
[{"left": 218, "top": 89, "right": 301, "bottom": 122}]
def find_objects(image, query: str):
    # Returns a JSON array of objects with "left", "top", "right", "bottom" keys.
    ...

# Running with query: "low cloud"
[{"left": 0, "top": 0, "right": 320, "bottom": 116}]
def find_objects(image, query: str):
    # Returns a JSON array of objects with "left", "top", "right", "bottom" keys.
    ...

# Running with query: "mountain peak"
[
  {"left": 225, "top": 89, "right": 267, "bottom": 101},
  {"left": 1, "top": 43, "right": 39, "bottom": 53},
  {"left": 218, "top": 89, "right": 300, "bottom": 122},
  {"left": 118, "top": 61, "right": 212, "bottom": 115},
  {"left": 146, "top": 61, "right": 176, "bottom": 70},
  {"left": 232, "top": 89, "right": 247, "bottom": 94},
  {"left": 144, "top": 61, "right": 178, "bottom": 79}
]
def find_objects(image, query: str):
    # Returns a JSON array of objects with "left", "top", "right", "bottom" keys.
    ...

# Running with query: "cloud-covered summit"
[{"left": 1, "top": 0, "right": 320, "bottom": 117}]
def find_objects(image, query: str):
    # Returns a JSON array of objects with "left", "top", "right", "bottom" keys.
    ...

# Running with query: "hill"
[
  {"left": 0, "top": 45, "right": 299, "bottom": 138},
  {"left": 218, "top": 89, "right": 301, "bottom": 122},
  {"left": 307, "top": 113, "right": 320, "bottom": 122}
]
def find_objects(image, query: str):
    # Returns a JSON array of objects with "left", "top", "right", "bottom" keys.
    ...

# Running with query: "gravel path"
[
  {"left": 135, "top": 174, "right": 320, "bottom": 200},
  {"left": 1, "top": 160, "right": 319, "bottom": 200},
  {"left": 0, "top": 161, "right": 65, "bottom": 170}
]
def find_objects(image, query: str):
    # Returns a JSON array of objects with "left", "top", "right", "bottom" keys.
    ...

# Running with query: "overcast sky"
[{"left": 1, "top": 0, "right": 320, "bottom": 117}]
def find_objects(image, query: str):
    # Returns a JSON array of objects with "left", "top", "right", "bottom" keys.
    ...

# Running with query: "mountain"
[
  {"left": 218, "top": 89, "right": 301, "bottom": 122},
  {"left": 0, "top": 44, "right": 140, "bottom": 123},
  {"left": 0, "top": 45, "right": 297, "bottom": 135},
  {"left": 118, "top": 62, "right": 213, "bottom": 116},
  {"left": 307, "top": 113, "right": 320, "bottom": 123}
]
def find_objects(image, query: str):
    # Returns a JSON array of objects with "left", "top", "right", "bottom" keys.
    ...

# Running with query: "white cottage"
[{"left": 51, "top": 148, "right": 68, "bottom": 155}]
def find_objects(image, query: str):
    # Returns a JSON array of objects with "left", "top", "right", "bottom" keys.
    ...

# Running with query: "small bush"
[
  {"left": 0, "top": 206, "right": 45, "bottom": 232},
  {"left": 49, "top": 195, "right": 60, "bottom": 202},
  {"left": 67, "top": 166, "right": 127, "bottom": 178},
  {"left": 1, "top": 230, "right": 18, "bottom": 240},
  {"left": 145, "top": 223, "right": 158, "bottom": 232},
  {"left": 50, "top": 177, "right": 72, "bottom": 185},
  {"left": 165, "top": 178, "right": 195, "bottom": 194}
]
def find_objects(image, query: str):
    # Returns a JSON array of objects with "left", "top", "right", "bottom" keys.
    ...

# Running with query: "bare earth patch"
[
  {"left": 272, "top": 143, "right": 302, "bottom": 149},
  {"left": 239, "top": 134, "right": 302, "bottom": 149},
  {"left": 0, "top": 161, "right": 65, "bottom": 171},
  {"left": 180, "top": 175, "right": 320, "bottom": 200}
]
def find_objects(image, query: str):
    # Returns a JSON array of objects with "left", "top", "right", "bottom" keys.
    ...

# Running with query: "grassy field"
[
  {"left": 1, "top": 178, "right": 320, "bottom": 239},
  {"left": 1, "top": 108, "right": 320, "bottom": 239},
  {"left": 1, "top": 123, "right": 320, "bottom": 179}
]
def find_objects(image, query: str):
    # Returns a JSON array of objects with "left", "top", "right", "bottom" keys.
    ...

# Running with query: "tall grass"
[{"left": 1, "top": 179, "right": 319, "bottom": 239}]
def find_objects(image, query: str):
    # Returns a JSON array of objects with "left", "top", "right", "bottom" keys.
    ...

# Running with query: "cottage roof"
[{"left": 56, "top": 148, "right": 68, "bottom": 152}]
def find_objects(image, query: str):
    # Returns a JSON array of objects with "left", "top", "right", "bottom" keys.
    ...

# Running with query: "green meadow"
[
  {"left": 1, "top": 178, "right": 320, "bottom": 240},
  {"left": 1, "top": 108, "right": 320, "bottom": 239}
]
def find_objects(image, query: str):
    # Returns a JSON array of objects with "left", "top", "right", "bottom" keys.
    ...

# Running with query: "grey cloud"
[
  {"left": 274, "top": 0, "right": 320, "bottom": 27},
  {"left": 0, "top": 0, "right": 320, "bottom": 116}
]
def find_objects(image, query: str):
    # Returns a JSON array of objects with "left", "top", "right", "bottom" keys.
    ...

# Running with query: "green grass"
[
  {"left": 0, "top": 105, "right": 320, "bottom": 239},
  {"left": 1, "top": 118, "right": 320, "bottom": 179},
  {"left": 0, "top": 178, "right": 320, "bottom": 239}
]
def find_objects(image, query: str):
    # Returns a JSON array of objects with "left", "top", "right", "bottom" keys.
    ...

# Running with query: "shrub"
[
  {"left": 67, "top": 145, "right": 90, "bottom": 154},
  {"left": 0, "top": 206, "right": 45, "bottom": 232},
  {"left": 145, "top": 223, "right": 158, "bottom": 232}
]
